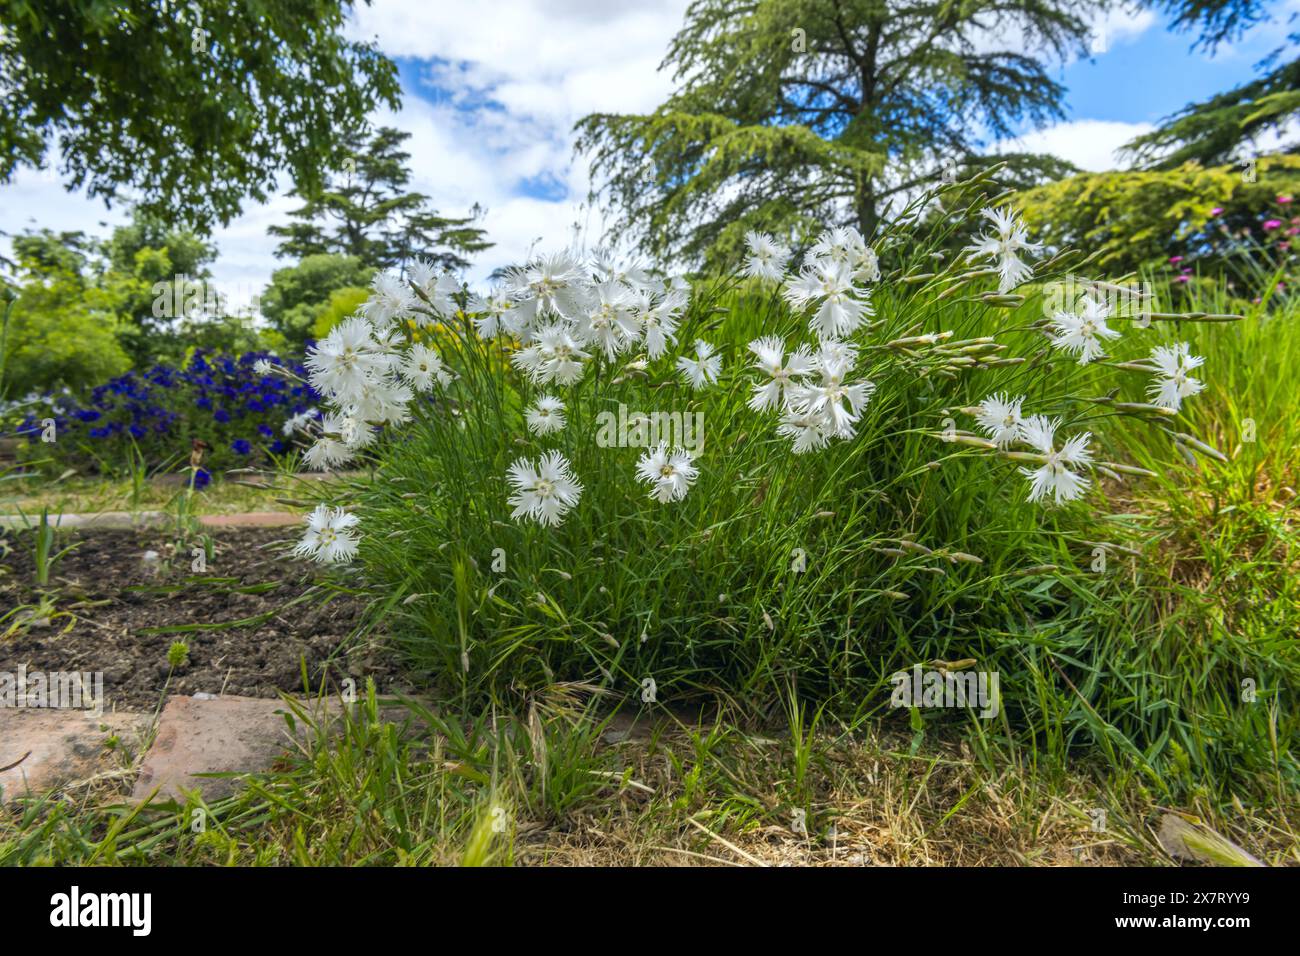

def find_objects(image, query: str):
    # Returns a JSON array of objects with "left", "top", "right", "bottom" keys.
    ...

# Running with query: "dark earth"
[{"left": 0, "top": 527, "right": 414, "bottom": 710}]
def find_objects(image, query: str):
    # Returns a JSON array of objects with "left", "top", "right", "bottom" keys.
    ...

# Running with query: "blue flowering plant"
[{"left": 5, "top": 349, "right": 323, "bottom": 475}]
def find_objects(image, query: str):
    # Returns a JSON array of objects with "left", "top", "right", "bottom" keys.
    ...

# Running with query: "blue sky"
[
  {"left": 1060, "top": 11, "right": 1286, "bottom": 126},
  {"left": 2, "top": 0, "right": 1296, "bottom": 305}
]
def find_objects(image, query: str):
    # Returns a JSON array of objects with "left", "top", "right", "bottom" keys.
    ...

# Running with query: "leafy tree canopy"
[
  {"left": 309, "top": 285, "right": 372, "bottom": 341},
  {"left": 8, "top": 229, "right": 96, "bottom": 280},
  {"left": 0, "top": 212, "right": 265, "bottom": 380},
  {"left": 0, "top": 0, "right": 400, "bottom": 229},
  {"left": 0, "top": 261, "right": 132, "bottom": 399},
  {"left": 1125, "top": 0, "right": 1300, "bottom": 168},
  {"left": 1149, "top": 0, "right": 1271, "bottom": 51},
  {"left": 577, "top": 0, "right": 1101, "bottom": 268}
]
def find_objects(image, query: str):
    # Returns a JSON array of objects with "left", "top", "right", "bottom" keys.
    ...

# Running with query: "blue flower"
[{"left": 230, "top": 438, "right": 252, "bottom": 455}]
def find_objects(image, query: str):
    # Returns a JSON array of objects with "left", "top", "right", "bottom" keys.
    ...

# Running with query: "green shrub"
[
  {"left": 310, "top": 286, "right": 372, "bottom": 340},
  {"left": 1016, "top": 153, "right": 1300, "bottom": 279},
  {"left": 261, "top": 254, "right": 373, "bottom": 348},
  {"left": 297, "top": 176, "right": 1295, "bottom": 797},
  {"left": 0, "top": 274, "right": 131, "bottom": 398}
]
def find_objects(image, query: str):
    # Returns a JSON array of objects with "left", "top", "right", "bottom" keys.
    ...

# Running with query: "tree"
[
  {"left": 2, "top": 215, "right": 255, "bottom": 373},
  {"left": 576, "top": 0, "right": 1100, "bottom": 267},
  {"left": 268, "top": 126, "right": 492, "bottom": 272},
  {"left": 99, "top": 213, "right": 220, "bottom": 364},
  {"left": 104, "top": 213, "right": 214, "bottom": 281},
  {"left": 0, "top": 245, "right": 131, "bottom": 398},
  {"left": 8, "top": 230, "right": 98, "bottom": 287},
  {"left": 1124, "top": 0, "right": 1300, "bottom": 168},
  {"left": 260, "top": 253, "right": 374, "bottom": 348},
  {"left": 0, "top": 0, "right": 400, "bottom": 229}
]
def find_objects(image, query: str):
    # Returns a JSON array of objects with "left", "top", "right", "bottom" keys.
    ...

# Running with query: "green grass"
[
  {"left": 0, "top": 472, "right": 290, "bottom": 515},
  {"left": 4, "top": 683, "right": 1293, "bottom": 866}
]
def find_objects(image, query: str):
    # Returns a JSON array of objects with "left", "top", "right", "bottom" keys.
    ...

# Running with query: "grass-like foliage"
[{"left": 303, "top": 174, "right": 1295, "bottom": 799}]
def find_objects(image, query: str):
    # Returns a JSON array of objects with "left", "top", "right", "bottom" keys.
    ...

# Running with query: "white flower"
[
  {"left": 507, "top": 251, "right": 589, "bottom": 324},
  {"left": 512, "top": 324, "right": 590, "bottom": 385},
  {"left": 303, "top": 434, "right": 353, "bottom": 470},
  {"left": 407, "top": 257, "right": 440, "bottom": 292},
  {"left": 743, "top": 231, "right": 790, "bottom": 281},
  {"left": 974, "top": 393, "right": 1026, "bottom": 448},
  {"left": 813, "top": 339, "right": 858, "bottom": 369},
  {"left": 400, "top": 343, "right": 454, "bottom": 391},
  {"left": 305, "top": 316, "right": 395, "bottom": 402},
  {"left": 965, "top": 207, "right": 1041, "bottom": 293},
  {"left": 854, "top": 246, "right": 881, "bottom": 284},
  {"left": 301, "top": 411, "right": 374, "bottom": 469},
  {"left": 349, "top": 378, "right": 414, "bottom": 427},
  {"left": 293, "top": 505, "right": 360, "bottom": 564},
  {"left": 746, "top": 336, "right": 815, "bottom": 412},
  {"left": 413, "top": 271, "right": 463, "bottom": 322},
  {"left": 253, "top": 358, "right": 274, "bottom": 375},
  {"left": 810, "top": 226, "right": 877, "bottom": 281},
  {"left": 635, "top": 443, "right": 699, "bottom": 503},
  {"left": 777, "top": 407, "right": 834, "bottom": 454},
  {"left": 525, "top": 395, "right": 567, "bottom": 435},
  {"left": 282, "top": 408, "right": 319, "bottom": 437},
  {"left": 634, "top": 288, "right": 684, "bottom": 360},
  {"left": 573, "top": 280, "right": 639, "bottom": 359},
  {"left": 362, "top": 272, "right": 417, "bottom": 327},
  {"left": 810, "top": 226, "right": 864, "bottom": 265},
  {"left": 507, "top": 451, "right": 583, "bottom": 527},
  {"left": 1050, "top": 297, "right": 1120, "bottom": 364},
  {"left": 677, "top": 339, "right": 722, "bottom": 389},
  {"left": 783, "top": 258, "right": 872, "bottom": 340},
  {"left": 785, "top": 352, "right": 875, "bottom": 439},
  {"left": 470, "top": 288, "right": 521, "bottom": 339},
  {"left": 406, "top": 260, "right": 462, "bottom": 317},
  {"left": 1147, "top": 342, "right": 1205, "bottom": 411},
  {"left": 1017, "top": 415, "right": 1093, "bottom": 504},
  {"left": 592, "top": 248, "right": 653, "bottom": 291}
]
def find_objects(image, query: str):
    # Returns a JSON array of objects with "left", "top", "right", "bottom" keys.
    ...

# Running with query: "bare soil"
[{"left": 0, "top": 527, "right": 414, "bottom": 710}]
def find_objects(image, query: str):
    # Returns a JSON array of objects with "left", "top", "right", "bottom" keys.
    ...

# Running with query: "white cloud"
[
  {"left": 999, "top": 119, "right": 1155, "bottom": 172},
  {"left": 0, "top": 164, "right": 126, "bottom": 238},
  {"left": 349, "top": 0, "right": 692, "bottom": 287},
  {"left": 1085, "top": 6, "right": 1158, "bottom": 57},
  {"left": 349, "top": 0, "right": 686, "bottom": 119},
  {"left": 1, "top": 0, "right": 690, "bottom": 308}
]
